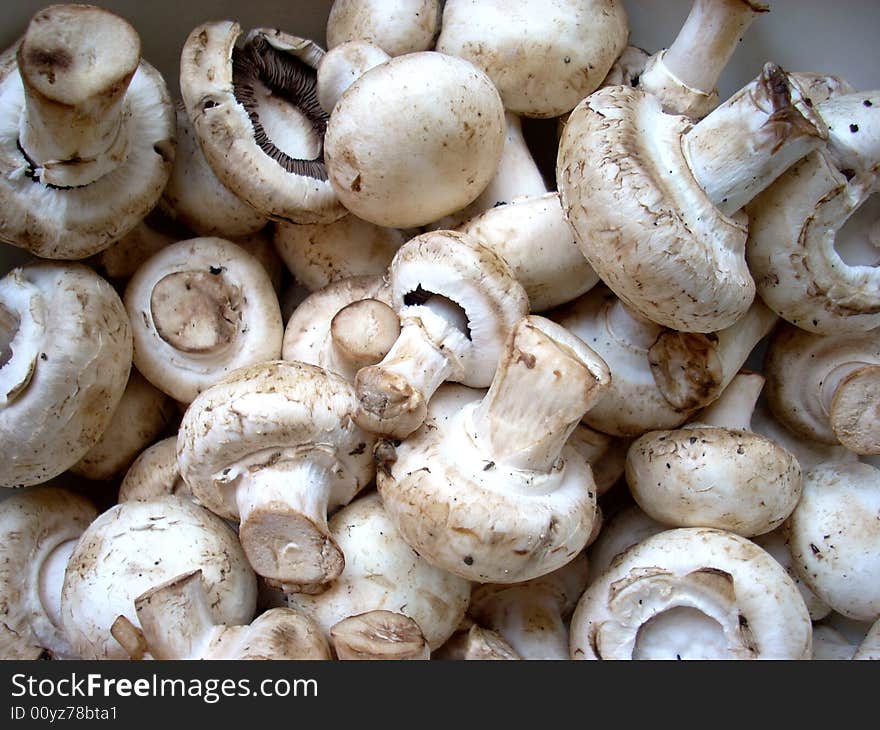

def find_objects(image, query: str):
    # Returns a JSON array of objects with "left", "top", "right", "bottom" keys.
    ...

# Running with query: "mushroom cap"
[
  {"left": 786, "top": 461, "right": 880, "bottom": 622},
  {"left": 317, "top": 40, "right": 392, "bottom": 115},
  {"left": 118, "top": 435, "right": 190, "bottom": 503},
  {"left": 557, "top": 85, "right": 753, "bottom": 332},
  {"left": 811, "top": 625, "right": 858, "bottom": 660},
  {"left": 180, "top": 21, "right": 345, "bottom": 224},
  {"left": 436, "top": 0, "right": 628, "bottom": 118},
  {"left": 586, "top": 504, "right": 666, "bottom": 585},
  {"left": 91, "top": 218, "right": 177, "bottom": 283},
  {"left": 324, "top": 51, "right": 506, "bottom": 228},
  {"left": 123, "top": 236, "right": 283, "bottom": 403},
  {"left": 0, "top": 262, "right": 132, "bottom": 487},
  {"left": 326, "top": 0, "right": 442, "bottom": 56},
  {"left": 570, "top": 527, "right": 812, "bottom": 659},
  {"left": 60, "top": 496, "right": 257, "bottom": 660},
  {"left": 286, "top": 492, "right": 471, "bottom": 650},
  {"left": 0, "top": 487, "right": 96, "bottom": 659}
]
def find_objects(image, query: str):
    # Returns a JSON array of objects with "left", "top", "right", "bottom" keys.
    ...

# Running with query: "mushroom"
[
  {"left": 784, "top": 461, "right": 880, "bottom": 622},
  {"left": 285, "top": 492, "right": 471, "bottom": 651},
  {"left": 317, "top": 40, "right": 391, "bottom": 115},
  {"left": 324, "top": 51, "right": 506, "bottom": 228},
  {"left": 231, "top": 227, "right": 285, "bottom": 295},
  {"left": 282, "top": 275, "right": 399, "bottom": 383},
  {"left": 179, "top": 22, "right": 345, "bottom": 224},
  {"left": 353, "top": 230, "right": 529, "bottom": 438},
  {"left": 853, "top": 618, "right": 880, "bottom": 660},
  {"left": 0, "top": 487, "right": 96, "bottom": 659},
  {"left": 586, "top": 503, "right": 666, "bottom": 585},
  {"left": 118, "top": 435, "right": 190, "bottom": 503},
  {"left": 433, "top": 622, "right": 521, "bottom": 660},
  {"left": 326, "top": 0, "right": 442, "bottom": 56},
  {"left": 567, "top": 424, "right": 628, "bottom": 496},
  {"left": 811, "top": 625, "right": 858, "bottom": 661},
  {"left": 626, "top": 372, "right": 803, "bottom": 537},
  {"left": 377, "top": 315, "right": 610, "bottom": 583},
  {"left": 558, "top": 62, "right": 827, "bottom": 332},
  {"left": 60, "top": 495, "right": 258, "bottom": 660},
  {"left": 330, "top": 610, "right": 430, "bottom": 660},
  {"left": 1, "top": 262, "right": 132, "bottom": 488},
  {"left": 0, "top": 4, "right": 175, "bottom": 259},
  {"left": 111, "top": 570, "right": 330, "bottom": 660},
  {"left": 177, "top": 360, "right": 377, "bottom": 591},
  {"left": 123, "top": 236, "right": 283, "bottom": 404},
  {"left": 90, "top": 216, "right": 181, "bottom": 285},
  {"left": 763, "top": 323, "right": 880, "bottom": 455},
  {"left": 569, "top": 527, "right": 812, "bottom": 659},
  {"left": 435, "top": 0, "right": 629, "bottom": 118},
  {"left": 467, "top": 551, "right": 589, "bottom": 660}
]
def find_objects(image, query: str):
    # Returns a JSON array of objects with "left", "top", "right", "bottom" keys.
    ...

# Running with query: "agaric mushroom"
[
  {"left": 558, "top": 62, "right": 827, "bottom": 332},
  {"left": 90, "top": 218, "right": 179, "bottom": 284},
  {"left": 567, "top": 424, "right": 628, "bottom": 496},
  {"left": 326, "top": 0, "right": 442, "bottom": 56},
  {"left": 853, "top": 618, "right": 880, "bottom": 660},
  {"left": 123, "top": 237, "right": 283, "bottom": 404},
  {"left": 160, "top": 104, "right": 268, "bottom": 238},
  {"left": 330, "top": 610, "right": 430, "bottom": 660},
  {"left": 117, "top": 436, "right": 190, "bottom": 503},
  {"left": 324, "top": 52, "right": 506, "bottom": 228},
  {"left": 569, "top": 527, "right": 812, "bottom": 659},
  {"left": 554, "top": 285, "right": 778, "bottom": 437},
  {"left": 111, "top": 570, "right": 330, "bottom": 660},
  {"left": 282, "top": 276, "right": 399, "bottom": 382},
  {"left": 285, "top": 492, "right": 471, "bottom": 651},
  {"left": 231, "top": 228, "right": 285, "bottom": 295},
  {"left": 626, "top": 372, "right": 803, "bottom": 537},
  {"left": 70, "top": 369, "right": 177, "bottom": 481},
  {"left": 0, "top": 4, "right": 175, "bottom": 259},
  {"left": 436, "top": 0, "right": 629, "bottom": 119},
  {"left": 177, "top": 360, "right": 377, "bottom": 591},
  {"left": 746, "top": 88, "right": 880, "bottom": 334},
  {"left": 377, "top": 315, "right": 610, "bottom": 583},
  {"left": 273, "top": 214, "right": 406, "bottom": 292},
  {"left": 433, "top": 622, "right": 521, "bottom": 660},
  {"left": 60, "top": 496, "right": 257, "bottom": 660},
  {"left": 353, "top": 230, "right": 529, "bottom": 438},
  {"left": 812, "top": 625, "right": 858, "bottom": 661},
  {"left": 0, "top": 487, "right": 96, "bottom": 659},
  {"left": 467, "top": 551, "right": 589, "bottom": 660},
  {"left": 0, "top": 262, "right": 132, "bottom": 488},
  {"left": 180, "top": 22, "right": 346, "bottom": 224},
  {"left": 586, "top": 504, "right": 666, "bottom": 584},
  {"left": 784, "top": 461, "right": 880, "bottom": 622},
  {"left": 317, "top": 41, "right": 391, "bottom": 115},
  {"left": 763, "top": 323, "right": 880, "bottom": 455}
]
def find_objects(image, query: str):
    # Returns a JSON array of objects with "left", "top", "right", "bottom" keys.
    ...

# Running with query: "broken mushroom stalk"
[{"left": 330, "top": 610, "right": 430, "bottom": 660}]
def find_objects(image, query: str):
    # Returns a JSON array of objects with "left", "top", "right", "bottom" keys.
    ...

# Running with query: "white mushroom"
[
  {"left": 317, "top": 40, "right": 391, "bottom": 115},
  {"left": 853, "top": 618, "right": 880, "bottom": 660},
  {"left": 326, "top": 0, "right": 442, "bottom": 56},
  {"left": 433, "top": 621, "right": 521, "bottom": 660},
  {"left": 90, "top": 217, "right": 179, "bottom": 284},
  {"left": 811, "top": 625, "right": 857, "bottom": 660},
  {"left": 586, "top": 503, "right": 666, "bottom": 585},
  {"left": 117, "top": 435, "right": 190, "bottom": 503},
  {"left": 330, "top": 610, "right": 430, "bottom": 660},
  {"left": 567, "top": 424, "right": 628, "bottom": 496}
]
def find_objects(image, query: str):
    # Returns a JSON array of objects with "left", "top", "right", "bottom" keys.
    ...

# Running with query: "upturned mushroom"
[
  {"left": 123, "top": 237, "right": 283, "bottom": 403},
  {"left": 436, "top": 0, "right": 629, "bottom": 118},
  {"left": 117, "top": 436, "right": 190, "bottom": 503},
  {"left": 763, "top": 323, "right": 880, "bottom": 455},
  {"left": 1, "top": 262, "right": 132, "bottom": 488},
  {"left": 0, "top": 487, "right": 97, "bottom": 659},
  {"left": 111, "top": 570, "right": 330, "bottom": 660},
  {"left": 60, "top": 496, "right": 257, "bottom": 660},
  {"left": 180, "top": 22, "right": 345, "bottom": 224},
  {"left": 558, "top": 62, "right": 827, "bottom": 332},
  {"left": 0, "top": 4, "right": 175, "bottom": 259},
  {"left": 285, "top": 492, "right": 471, "bottom": 650},
  {"left": 569, "top": 527, "right": 812, "bottom": 659},
  {"left": 330, "top": 610, "right": 430, "bottom": 660},
  {"left": 377, "top": 315, "right": 610, "bottom": 583},
  {"left": 626, "top": 372, "right": 803, "bottom": 537},
  {"left": 177, "top": 360, "right": 377, "bottom": 591},
  {"left": 353, "top": 230, "right": 529, "bottom": 438},
  {"left": 326, "top": 0, "right": 442, "bottom": 56}
]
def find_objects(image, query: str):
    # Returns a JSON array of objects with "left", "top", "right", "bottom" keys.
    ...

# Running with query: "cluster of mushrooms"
[{"left": 1, "top": 0, "right": 879, "bottom": 661}]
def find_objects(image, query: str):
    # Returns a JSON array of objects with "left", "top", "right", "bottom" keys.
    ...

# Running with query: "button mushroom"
[
  {"left": 117, "top": 436, "right": 191, "bottom": 503},
  {"left": 586, "top": 503, "right": 666, "bottom": 585},
  {"left": 433, "top": 621, "right": 521, "bottom": 660},
  {"left": 330, "top": 610, "right": 430, "bottom": 660},
  {"left": 317, "top": 40, "right": 391, "bottom": 115},
  {"left": 326, "top": 0, "right": 442, "bottom": 56}
]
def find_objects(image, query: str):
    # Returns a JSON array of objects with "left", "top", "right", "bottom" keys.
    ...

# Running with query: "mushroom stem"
[
  {"left": 37, "top": 539, "right": 78, "bottom": 631},
  {"left": 684, "top": 63, "right": 828, "bottom": 216},
  {"left": 820, "top": 361, "right": 880, "bottom": 453},
  {"left": 469, "top": 317, "right": 610, "bottom": 472},
  {"left": 697, "top": 372, "right": 765, "bottom": 430},
  {"left": 330, "top": 299, "right": 400, "bottom": 372},
  {"left": 16, "top": 6, "right": 141, "bottom": 188},
  {"left": 0, "top": 272, "right": 44, "bottom": 407},
  {"left": 479, "top": 592, "right": 570, "bottom": 660},
  {"left": 606, "top": 297, "right": 665, "bottom": 351},
  {"left": 711, "top": 300, "right": 778, "bottom": 389}
]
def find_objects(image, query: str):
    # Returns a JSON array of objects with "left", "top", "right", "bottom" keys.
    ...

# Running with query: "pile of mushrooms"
[{"left": 1, "top": 0, "right": 879, "bottom": 662}]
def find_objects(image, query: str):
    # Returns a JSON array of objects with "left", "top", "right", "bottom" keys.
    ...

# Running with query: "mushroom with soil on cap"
[
  {"left": 569, "top": 527, "right": 812, "bottom": 659},
  {"left": 117, "top": 435, "right": 191, "bottom": 503},
  {"left": 0, "top": 262, "right": 132, "bottom": 488},
  {"left": 0, "top": 4, "right": 175, "bottom": 259},
  {"left": 557, "top": 62, "right": 828, "bottom": 333},
  {"left": 123, "top": 237, "right": 283, "bottom": 404},
  {"left": 0, "top": 487, "right": 97, "bottom": 659},
  {"left": 626, "top": 372, "right": 803, "bottom": 538},
  {"left": 377, "top": 315, "right": 610, "bottom": 583},
  {"left": 60, "top": 495, "right": 257, "bottom": 660},
  {"left": 436, "top": 0, "right": 628, "bottom": 119},
  {"left": 111, "top": 570, "right": 330, "bottom": 660},
  {"left": 763, "top": 323, "right": 880, "bottom": 455},
  {"left": 326, "top": 0, "right": 442, "bottom": 57},
  {"left": 285, "top": 492, "right": 471, "bottom": 651},
  {"left": 353, "top": 230, "right": 529, "bottom": 438},
  {"left": 330, "top": 610, "right": 430, "bottom": 660},
  {"left": 180, "top": 22, "right": 345, "bottom": 224},
  {"left": 177, "top": 360, "right": 377, "bottom": 592}
]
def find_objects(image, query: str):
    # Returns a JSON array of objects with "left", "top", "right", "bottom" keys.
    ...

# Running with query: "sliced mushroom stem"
[
  {"left": 330, "top": 299, "right": 400, "bottom": 372},
  {"left": 330, "top": 610, "right": 430, "bottom": 660},
  {"left": 697, "top": 371, "right": 765, "bottom": 430},
  {"left": 822, "top": 362, "right": 880, "bottom": 453},
  {"left": 684, "top": 62, "right": 828, "bottom": 216},
  {"left": 37, "top": 539, "right": 78, "bottom": 631},
  {"left": 16, "top": 6, "right": 141, "bottom": 187},
  {"left": 0, "top": 273, "right": 43, "bottom": 407},
  {"left": 469, "top": 317, "right": 610, "bottom": 472}
]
